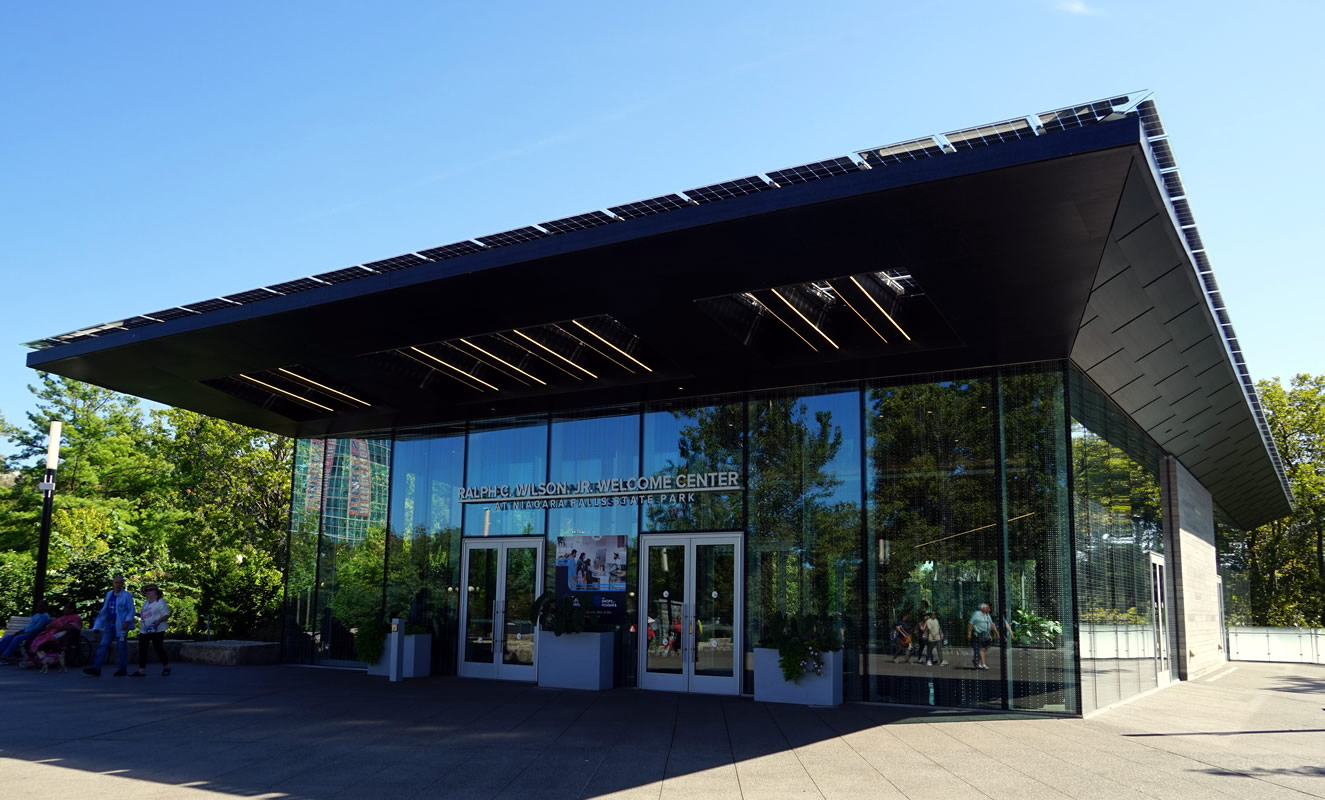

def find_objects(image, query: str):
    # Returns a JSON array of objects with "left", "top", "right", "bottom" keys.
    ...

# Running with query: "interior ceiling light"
[
  {"left": 770, "top": 287, "right": 838, "bottom": 350},
  {"left": 277, "top": 368, "right": 371, "bottom": 407},
  {"left": 572, "top": 319, "right": 652, "bottom": 373},
  {"left": 511, "top": 329, "right": 598, "bottom": 379},
  {"left": 825, "top": 279, "right": 888, "bottom": 344},
  {"left": 458, "top": 338, "right": 547, "bottom": 386},
  {"left": 743, "top": 292, "right": 818, "bottom": 352},
  {"left": 850, "top": 275, "right": 912, "bottom": 341},
  {"left": 238, "top": 374, "right": 334, "bottom": 412},
  {"left": 497, "top": 332, "right": 584, "bottom": 381},
  {"left": 409, "top": 346, "right": 499, "bottom": 391},
  {"left": 912, "top": 512, "right": 1035, "bottom": 549}
]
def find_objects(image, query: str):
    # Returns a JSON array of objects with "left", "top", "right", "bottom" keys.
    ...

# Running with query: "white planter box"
[
  {"left": 537, "top": 631, "right": 614, "bottom": 690},
  {"left": 402, "top": 634, "right": 431, "bottom": 678},
  {"left": 367, "top": 633, "right": 431, "bottom": 679},
  {"left": 753, "top": 647, "right": 843, "bottom": 705}
]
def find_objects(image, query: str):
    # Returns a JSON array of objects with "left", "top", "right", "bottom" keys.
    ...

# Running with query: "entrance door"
[
  {"left": 1150, "top": 553, "right": 1171, "bottom": 685},
  {"left": 459, "top": 538, "right": 543, "bottom": 681},
  {"left": 638, "top": 533, "right": 742, "bottom": 695}
]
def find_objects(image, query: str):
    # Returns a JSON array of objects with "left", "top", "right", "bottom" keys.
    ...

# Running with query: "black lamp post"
[{"left": 33, "top": 420, "right": 61, "bottom": 607}]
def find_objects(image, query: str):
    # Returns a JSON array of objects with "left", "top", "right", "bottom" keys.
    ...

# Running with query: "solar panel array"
[{"left": 32, "top": 92, "right": 1163, "bottom": 350}]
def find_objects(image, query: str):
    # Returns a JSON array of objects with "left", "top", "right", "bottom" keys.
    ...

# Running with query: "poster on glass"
[{"left": 556, "top": 535, "right": 627, "bottom": 625}]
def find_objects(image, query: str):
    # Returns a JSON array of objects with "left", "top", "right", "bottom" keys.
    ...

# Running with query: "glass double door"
[
  {"left": 458, "top": 539, "right": 543, "bottom": 681},
  {"left": 638, "top": 533, "right": 742, "bottom": 695}
]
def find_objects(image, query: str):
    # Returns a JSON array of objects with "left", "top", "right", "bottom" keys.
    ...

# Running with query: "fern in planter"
[
  {"left": 530, "top": 591, "right": 601, "bottom": 637},
  {"left": 761, "top": 613, "right": 842, "bottom": 683}
]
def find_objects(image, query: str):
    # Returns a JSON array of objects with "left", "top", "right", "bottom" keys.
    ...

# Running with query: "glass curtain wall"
[
  {"left": 1069, "top": 368, "right": 1165, "bottom": 714},
  {"left": 285, "top": 363, "right": 1084, "bottom": 711},
  {"left": 746, "top": 388, "right": 862, "bottom": 698}
]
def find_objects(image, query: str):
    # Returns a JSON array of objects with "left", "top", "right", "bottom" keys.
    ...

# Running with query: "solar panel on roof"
[
  {"left": 766, "top": 157, "right": 859, "bottom": 186},
  {"left": 362, "top": 254, "right": 428, "bottom": 272},
  {"left": 120, "top": 316, "right": 161, "bottom": 329},
  {"left": 944, "top": 119, "right": 1033, "bottom": 151},
  {"left": 860, "top": 139, "right": 944, "bottom": 167},
  {"left": 267, "top": 277, "right": 325, "bottom": 294},
  {"left": 417, "top": 240, "right": 486, "bottom": 260},
  {"left": 608, "top": 194, "right": 694, "bottom": 219},
  {"left": 1183, "top": 228, "right": 1204, "bottom": 252},
  {"left": 1162, "top": 172, "right": 1185, "bottom": 198},
  {"left": 184, "top": 298, "right": 238, "bottom": 314},
  {"left": 539, "top": 210, "right": 619, "bottom": 234},
  {"left": 684, "top": 176, "right": 774, "bottom": 204},
  {"left": 143, "top": 307, "right": 197, "bottom": 322},
  {"left": 1136, "top": 99, "right": 1165, "bottom": 138},
  {"left": 1171, "top": 198, "right": 1195, "bottom": 227},
  {"left": 476, "top": 226, "right": 550, "bottom": 248},
  {"left": 1149, "top": 138, "right": 1177, "bottom": 170},
  {"left": 313, "top": 266, "right": 375, "bottom": 284},
  {"left": 223, "top": 288, "right": 280, "bottom": 304}
]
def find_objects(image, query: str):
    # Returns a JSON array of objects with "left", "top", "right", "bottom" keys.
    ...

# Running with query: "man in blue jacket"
[
  {"left": 0, "top": 600, "right": 51, "bottom": 663},
  {"left": 83, "top": 573, "right": 137, "bottom": 677}
]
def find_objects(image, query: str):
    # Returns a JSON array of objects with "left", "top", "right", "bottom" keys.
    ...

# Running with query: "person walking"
[
  {"left": 967, "top": 602, "right": 999, "bottom": 670},
  {"left": 131, "top": 583, "right": 171, "bottom": 677},
  {"left": 0, "top": 600, "right": 51, "bottom": 664},
  {"left": 84, "top": 573, "right": 137, "bottom": 677},
  {"left": 924, "top": 611, "right": 947, "bottom": 666}
]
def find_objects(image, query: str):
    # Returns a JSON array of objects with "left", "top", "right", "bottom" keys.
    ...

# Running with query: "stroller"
[{"left": 18, "top": 614, "right": 87, "bottom": 670}]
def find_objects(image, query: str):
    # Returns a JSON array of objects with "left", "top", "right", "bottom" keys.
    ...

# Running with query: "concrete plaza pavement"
[{"left": 0, "top": 659, "right": 1321, "bottom": 799}]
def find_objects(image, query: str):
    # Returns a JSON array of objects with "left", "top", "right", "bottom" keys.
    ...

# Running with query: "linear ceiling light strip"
[
  {"left": 512, "top": 329, "right": 598, "bottom": 379},
  {"left": 408, "top": 346, "right": 499, "bottom": 391},
  {"left": 571, "top": 319, "right": 653, "bottom": 373},
  {"left": 912, "top": 512, "right": 1035, "bottom": 549},
  {"left": 770, "top": 287, "right": 839, "bottom": 350},
  {"left": 826, "top": 280, "right": 888, "bottom": 344},
  {"left": 398, "top": 350, "right": 487, "bottom": 393},
  {"left": 459, "top": 338, "right": 546, "bottom": 386},
  {"left": 443, "top": 341, "right": 533, "bottom": 387},
  {"left": 495, "top": 332, "right": 584, "bottom": 381},
  {"left": 743, "top": 293, "right": 818, "bottom": 352},
  {"left": 553, "top": 324, "right": 634, "bottom": 374},
  {"left": 277, "top": 368, "right": 372, "bottom": 407},
  {"left": 850, "top": 275, "right": 912, "bottom": 341},
  {"left": 238, "top": 374, "right": 334, "bottom": 412}
]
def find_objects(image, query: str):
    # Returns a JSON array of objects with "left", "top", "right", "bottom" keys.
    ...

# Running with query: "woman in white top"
[{"left": 131, "top": 583, "right": 171, "bottom": 677}]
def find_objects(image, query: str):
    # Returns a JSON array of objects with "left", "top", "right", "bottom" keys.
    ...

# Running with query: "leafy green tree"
[{"left": 1224, "top": 374, "right": 1325, "bottom": 626}]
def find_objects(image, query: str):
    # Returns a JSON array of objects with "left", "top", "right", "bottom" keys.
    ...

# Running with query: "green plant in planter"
[
  {"left": 760, "top": 613, "right": 842, "bottom": 683},
  {"left": 1011, "top": 608, "right": 1062, "bottom": 646},
  {"left": 530, "top": 591, "right": 600, "bottom": 637},
  {"left": 354, "top": 617, "right": 389, "bottom": 664}
]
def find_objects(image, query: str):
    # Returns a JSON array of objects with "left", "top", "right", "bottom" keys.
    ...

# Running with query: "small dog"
[{"left": 35, "top": 649, "right": 66, "bottom": 673}]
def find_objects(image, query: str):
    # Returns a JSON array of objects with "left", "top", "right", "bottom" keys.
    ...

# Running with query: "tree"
[{"left": 1225, "top": 374, "right": 1325, "bottom": 627}]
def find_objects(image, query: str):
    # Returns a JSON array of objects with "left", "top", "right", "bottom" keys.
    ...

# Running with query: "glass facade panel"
[
  {"left": 641, "top": 401, "right": 744, "bottom": 532},
  {"left": 1070, "top": 368, "right": 1165, "bottom": 714},
  {"left": 747, "top": 388, "right": 862, "bottom": 698},
  {"left": 1000, "top": 365, "right": 1076, "bottom": 712},
  {"left": 866, "top": 377, "right": 1002, "bottom": 709},
  {"left": 387, "top": 428, "right": 464, "bottom": 674},
  {"left": 284, "top": 438, "right": 324, "bottom": 663},
  {"left": 463, "top": 417, "right": 548, "bottom": 537},
  {"left": 311, "top": 437, "right": 391, "bottom": 664}
]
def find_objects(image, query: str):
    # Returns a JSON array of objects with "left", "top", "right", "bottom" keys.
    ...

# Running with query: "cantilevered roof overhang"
[{"left": 26, "top": 94, "right": 1292, "bottom": 530}]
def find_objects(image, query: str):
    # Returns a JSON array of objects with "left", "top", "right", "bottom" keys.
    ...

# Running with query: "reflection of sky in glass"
[
  {"left": 549, "top": 413, "right": 640, "bottom": 537},
  {"left": 795, "top": 391, "right": 861, "bottom": 507},
  {"left": 463, "top": 420, "right": 547, "bottom": 536}
]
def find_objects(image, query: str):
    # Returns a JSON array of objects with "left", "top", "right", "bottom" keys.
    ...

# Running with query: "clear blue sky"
[{"left": 2, "top": 1, "right": 1319, "bottom": 457}]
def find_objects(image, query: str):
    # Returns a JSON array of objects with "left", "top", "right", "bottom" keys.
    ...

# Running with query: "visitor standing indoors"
[
  {"left": 84, "top": 573, "right": 137, "bottom": 677},
  {"left": 967, "top": 602, "right": 999, "bottom": 670},
  {"left": 131, "top": 583, "right": 171, "bottom": 677},
  {"left": 924, "top": 611, "right": 947, "bottom": 666}
]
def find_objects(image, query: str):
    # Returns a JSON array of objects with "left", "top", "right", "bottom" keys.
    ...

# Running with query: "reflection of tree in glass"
[{"left": 643, "top": 404, "right": 743, "bottom": 532}]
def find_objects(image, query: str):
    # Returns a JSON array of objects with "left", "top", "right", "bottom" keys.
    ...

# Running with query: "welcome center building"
[{"left": 27, "top": 93, "right": 1291, "bottom": 715}]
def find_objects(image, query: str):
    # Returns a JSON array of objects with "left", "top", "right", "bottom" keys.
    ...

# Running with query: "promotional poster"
[{"left": 555, "top": 535, "right": 628, "bottom": 625}]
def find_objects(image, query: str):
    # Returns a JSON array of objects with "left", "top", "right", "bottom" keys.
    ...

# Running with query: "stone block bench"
[{"left": 75, "top": 632, "right": 277, "bottom": 666}]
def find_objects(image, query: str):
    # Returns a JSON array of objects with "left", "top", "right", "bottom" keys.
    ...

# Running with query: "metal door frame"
[
  {"left": 457, "top": 537, "right": 544, "bottom": 681},
  {"left": 637, "top": 532, "right": 743, "bottom": 695},
  {"left": 1149, "top": 552, "right": 1171, "bottom": 685}
]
